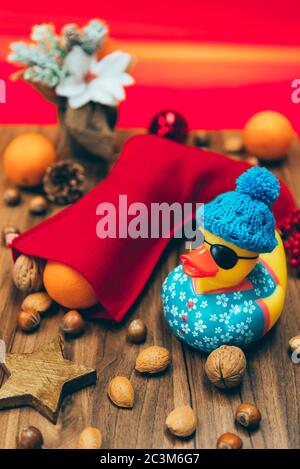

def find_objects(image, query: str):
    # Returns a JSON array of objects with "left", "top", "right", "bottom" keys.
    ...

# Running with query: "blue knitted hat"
[{"left": 198, "top": 166, "right": 280, "bottom": 253}]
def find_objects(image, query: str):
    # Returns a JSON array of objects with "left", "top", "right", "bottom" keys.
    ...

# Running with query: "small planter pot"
[{"left": 30, "top": 81, "right": 118, "bottom": 162}]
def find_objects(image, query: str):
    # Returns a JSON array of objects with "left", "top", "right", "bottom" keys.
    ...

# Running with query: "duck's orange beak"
[{"left": 180, "top": 245, "right": 219, "bottom": 278}]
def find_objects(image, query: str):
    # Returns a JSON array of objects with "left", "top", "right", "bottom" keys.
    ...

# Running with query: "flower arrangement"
[{"left": 8, "top": 20, "right": 135, "bottom": 160}]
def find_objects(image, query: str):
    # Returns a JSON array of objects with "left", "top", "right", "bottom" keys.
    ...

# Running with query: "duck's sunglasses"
[{"left": 204, "top": 239, "right": 259, "bottom": 270}]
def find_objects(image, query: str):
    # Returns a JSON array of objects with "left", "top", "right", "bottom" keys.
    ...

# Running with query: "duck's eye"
[{"left": 210, "top": 244, "right": 238, "bottom": 269}]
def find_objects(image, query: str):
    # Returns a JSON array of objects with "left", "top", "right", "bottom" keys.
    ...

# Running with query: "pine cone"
[{"left": 43, "top": 161, "right": 85, "bottom": 205}]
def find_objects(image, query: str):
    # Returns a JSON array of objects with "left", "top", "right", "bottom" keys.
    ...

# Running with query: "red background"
[{"left": 1, "top": 1, "right": 300, "bottom": 130}]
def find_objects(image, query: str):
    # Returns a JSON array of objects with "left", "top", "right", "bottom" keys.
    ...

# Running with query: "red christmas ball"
[
  {"left": 290, "top": 258, "right": 298, "bottom": 268},
  {"left": 284, "top": 241, "right": 291, "bottom": 252},
  {"left": 148, "top": 110, "right": 189, "bottom": 143},
  {"left": 281, "top": 210, "right": 300, "bottom": 275}
]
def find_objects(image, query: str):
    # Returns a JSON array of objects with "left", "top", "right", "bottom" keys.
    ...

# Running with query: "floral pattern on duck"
[{"left": 162, "top": 262, "right": 277, "bottom": 352}]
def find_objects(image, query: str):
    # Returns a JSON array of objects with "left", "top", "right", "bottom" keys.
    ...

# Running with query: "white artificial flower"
[{"left": 56, "top": 45, "right": 134, "bottom": 108}]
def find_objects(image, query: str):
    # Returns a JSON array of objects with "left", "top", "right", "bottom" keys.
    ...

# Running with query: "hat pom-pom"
[{"left": 236, "top": 166, "right": 280, "bottom": 206}]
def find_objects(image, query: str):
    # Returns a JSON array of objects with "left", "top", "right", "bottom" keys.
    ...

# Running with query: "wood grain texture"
[
  {"left": 0, "top": 125, "right": 299, "bottom": 448},
  {"left": 0, "top": 336, "right": 96, "bottom": 423}
]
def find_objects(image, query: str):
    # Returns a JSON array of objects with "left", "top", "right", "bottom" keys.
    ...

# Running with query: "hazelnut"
[
  {"left": 3, "top": 187, "right": 21, "bottom": 206},
  {"left": 17, "top": 426, "right": 43, "bottom": 449},
  {"left": 77, "top": 427, "right": 102, "bottom": 449},
  {"left": 17, "top": 310, "right": 40, "bottom": 332},
  {"left": 61, "top": 310, "right": 85, "bottom": 337},
  {"left": 29, "top": 195, "right": 48, "bottom": 215},
  {"left": 236, "top": 403, "right": 261, "bottom": 430},
  {"left": 13, "top": 255, "right": 44, "bottom": 293},
  {"left": 204, "top": 345, "right": 247, "bottom": 389},
  {"left": 216, "top": 432, "right": 243, "bottom": 449},
  {"left": 127, "top": 319, "right": 147, "bottom": 343},
  {"left": 289, "top": 335, "right": 300, "bottom": 352},
  {"left": 2, "top": 225, "right": 20, "bottom": 246}
]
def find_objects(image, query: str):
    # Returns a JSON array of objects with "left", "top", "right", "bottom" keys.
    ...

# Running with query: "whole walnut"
[
  {"left": 13, "top": 255, "right": 45, "bottom": 293},
  {"left": 205, "top": 345, "right": 247, "bottom": 389}
]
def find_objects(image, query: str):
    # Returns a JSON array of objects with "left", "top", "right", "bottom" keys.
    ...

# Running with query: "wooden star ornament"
[{"left": 0, "top": 336, "right": 96, "bottom": 423}]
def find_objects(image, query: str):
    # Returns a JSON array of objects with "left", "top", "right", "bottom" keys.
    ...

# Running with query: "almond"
[
  {"left": 108, "top": 376, "right": 134, "bottom": 408},
  {"left": 77, "top": 427, "right": 102, "bottom": 449},
  {"left": 135, "top": 346, "right": 170, "bottom": 374},
  {"left": 22, "top": 292, "right": 53, "bottom": 314},
  {"left": 166, "top": 405, "right": 197, "bottom": 437}
]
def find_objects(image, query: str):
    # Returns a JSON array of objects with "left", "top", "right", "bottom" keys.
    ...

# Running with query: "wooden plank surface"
[{"left": 0, "top": 125, "right": 299, "bottom": 449}]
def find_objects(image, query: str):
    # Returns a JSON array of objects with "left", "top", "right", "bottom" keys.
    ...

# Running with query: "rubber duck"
[{"left": 162, "top": 166, "right": 287, "bottom": 352}]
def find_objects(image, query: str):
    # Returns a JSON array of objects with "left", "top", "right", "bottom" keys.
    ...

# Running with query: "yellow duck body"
[
  {"left": 193, "top": 230, "right": 287, "bottom": 332},
  {"left": 257, "top": 231, "right": 287, "bottom": 330},
  {"left": 162, "top": 166, "right": 287, "bottom": 352},
  {"left": 162, "top": 229, "right": 286, "bottom": 352}
]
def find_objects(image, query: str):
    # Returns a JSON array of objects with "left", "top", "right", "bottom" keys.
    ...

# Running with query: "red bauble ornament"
[
  {"left": 148, "top": 110, "right": 189, "bottom": 143},
  {"left": 280, "top": 209, "right": 300, "bottom": 275},
  {"left": 290, "top": 258, "right": 298, "bottom": 268}
]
